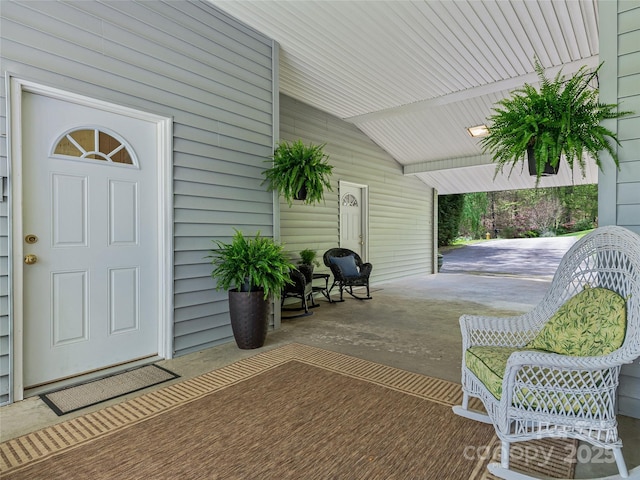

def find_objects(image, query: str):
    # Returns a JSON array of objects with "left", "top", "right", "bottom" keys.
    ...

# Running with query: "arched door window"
[
  {"left": 52, "top": 127, "right": 138, "bottom": 167},
  {"left": 342, "top": 193, "right": 358, "bottom": 207}
]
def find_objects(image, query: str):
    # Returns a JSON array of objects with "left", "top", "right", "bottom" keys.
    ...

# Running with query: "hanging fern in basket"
[
  {"left": 481, "top": 59, "right": 633, "bottom": 183},
  {"left": 262, "top": 140, "right": 334, "bottom": 207}
]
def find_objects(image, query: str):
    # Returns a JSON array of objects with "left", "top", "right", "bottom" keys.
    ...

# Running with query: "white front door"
[
  {"left": 22, "top": 92, "right": 159, "bottom": 388},
  {"left": 340, "top": 183, "right": 367, "bottom": 258}
]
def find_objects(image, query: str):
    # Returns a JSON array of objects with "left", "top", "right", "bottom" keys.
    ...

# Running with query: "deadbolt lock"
[{"left": 25, "top": 234, "right": 38, "bottom": 244}]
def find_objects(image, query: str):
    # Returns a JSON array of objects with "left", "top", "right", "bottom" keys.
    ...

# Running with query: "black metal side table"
[{"left": 312, "top": 273, "right": 332, "bottom": 303}]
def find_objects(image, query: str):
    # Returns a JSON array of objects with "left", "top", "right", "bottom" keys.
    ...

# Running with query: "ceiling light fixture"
[{"left": 467, "top": 125, "right": 489, "bottom": 137}]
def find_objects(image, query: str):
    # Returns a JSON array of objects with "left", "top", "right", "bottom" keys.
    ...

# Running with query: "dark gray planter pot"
[
  {"left": 294, "top": 185, "right": 307, "bottom": 201},
  {"left": 228, "top": 289, "right": 269, "bottom": 349},
  {"left": 527, "top": 146, "right": 559, "bottom": 177}
]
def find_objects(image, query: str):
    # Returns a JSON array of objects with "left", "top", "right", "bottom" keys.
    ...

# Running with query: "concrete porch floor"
[{"left": 1, "top": 272, "right": 638, "bottom": 478}]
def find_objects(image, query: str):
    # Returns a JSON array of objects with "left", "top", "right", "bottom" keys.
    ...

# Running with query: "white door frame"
[
  {"left": 339, "top": 181, "right": 369, "bottom": 261},
  {"left": 7, "top": 76, "right": 174, "bottom": 401}
]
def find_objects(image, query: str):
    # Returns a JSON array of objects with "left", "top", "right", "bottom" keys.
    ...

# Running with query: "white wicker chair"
[{"left": 453, "top": 226, "right": 640, "bottom": 479}]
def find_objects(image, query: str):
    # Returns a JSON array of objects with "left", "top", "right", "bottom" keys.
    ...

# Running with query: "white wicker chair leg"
[
  {"left": 462, "top": 391, "right": 469, "bottom": 409},
  {"left": 501, "top": 441, "right": 510, "bottom": 469},
  {"left": 613, "top": 447, "right": 629, "bottom": 478}
]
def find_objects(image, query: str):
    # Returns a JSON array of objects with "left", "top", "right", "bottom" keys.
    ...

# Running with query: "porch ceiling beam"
[
  {"left": 344, "top": 56, "right": 599, "bottom": 124},
  {"left": 403, "top": 153, "right": 494, "bottom": 175}
]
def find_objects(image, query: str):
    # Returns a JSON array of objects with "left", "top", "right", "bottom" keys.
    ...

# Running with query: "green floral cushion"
[
  {"left": 526, "top": 286, "right": 627, "bottom": 356},
  {"left": 465, "top": 346, "right": 520, "bottom": 399}
]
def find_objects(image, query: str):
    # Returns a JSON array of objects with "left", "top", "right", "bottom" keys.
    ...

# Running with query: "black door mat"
[{"left": 40, "top": 364, "right": 179, "bottom": 416}]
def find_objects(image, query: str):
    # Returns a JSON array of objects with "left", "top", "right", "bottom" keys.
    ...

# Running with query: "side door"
[
  {"left": 22, "top": 92, "right": 160, "bottom": 388},
  {"left": 340, "top": 182, "right": 368, "bottom": 258}
]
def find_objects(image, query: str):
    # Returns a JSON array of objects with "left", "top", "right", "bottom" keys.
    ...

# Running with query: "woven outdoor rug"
[
  {"left": 40, "top": 365, "right": 179, "bottom": 416},
  {"left": 1, "top": 344, "right": 575, "bottom": 479}
]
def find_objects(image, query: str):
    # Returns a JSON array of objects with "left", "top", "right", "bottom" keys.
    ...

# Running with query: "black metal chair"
[
  {"left": 323, "top": 248, "right": 372, "bottom": 301},
  {"left": 281, "top": 265, "right": 316, "bottom": 317}
]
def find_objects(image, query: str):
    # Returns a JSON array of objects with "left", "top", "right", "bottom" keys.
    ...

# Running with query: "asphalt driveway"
[{"left": 440, "top": 236, "right": 579, "bottom": 278}]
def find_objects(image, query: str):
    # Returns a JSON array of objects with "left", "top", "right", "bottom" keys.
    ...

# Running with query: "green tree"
[
  {"left": 459, "top": 192, "right": 488, "bottom": 239},
  {"left": 438, "top": 194, "right": 464, "bottom": 246},
  {"left": 556, "top": 184, "right": 598, "bottom": 229}
]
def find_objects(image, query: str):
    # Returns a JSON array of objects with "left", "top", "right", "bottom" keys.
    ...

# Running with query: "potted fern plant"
[
  {"left": 262, "top": 140, "right": 334, "bottom": 206},
  {"left": 297, "top": 248, "right": 321, "bottom": 283},
  {"left": 209, "top": 230, "right": 294, "bottom": 349},
  {"left": 298, "top": 248, "right": 320, "bottom": 270},
  {"left": 481, "top": 59, "right": 633, "bottom": 183}
]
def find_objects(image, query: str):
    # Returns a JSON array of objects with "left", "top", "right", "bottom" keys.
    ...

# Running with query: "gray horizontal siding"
[
  {"left": 600, "top": 1, "right": 640, "bottom": 418},
  {"left": 620, "top": 360, "right": 640, "bottom": 417},
  {"left": 0, "top": 0, "right": 276, "bottom": 402},
  {"left": 615, "top": 39, "right": 640, "bottom": 234},
  {"left": 617, "top": 3, "right": 640, "bottom": 411},
  {"left": 0, "top": 75, "right": 7, "bottom": 404},
  {"left": 279, "top": 95, "right": 434, "bottom": 283}
]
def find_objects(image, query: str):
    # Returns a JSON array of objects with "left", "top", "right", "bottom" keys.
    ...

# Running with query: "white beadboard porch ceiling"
[{"left": 210, "top": 0, "right": 601, "bottom": 194}]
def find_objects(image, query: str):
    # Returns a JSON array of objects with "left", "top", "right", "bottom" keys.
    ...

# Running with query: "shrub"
[{"left": 574, "top": 219, "right": 595, "bottom": 232}]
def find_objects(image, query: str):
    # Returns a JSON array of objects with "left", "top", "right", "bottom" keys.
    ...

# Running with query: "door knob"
[{"left": 24, "top": 254, "right": 37, "bottom": 265}]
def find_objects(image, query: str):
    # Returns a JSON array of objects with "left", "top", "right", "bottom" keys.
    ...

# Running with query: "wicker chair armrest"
[
  {"left": 284, "top": 269, "right": 307, "bottom": 293},
  {"left": 459, "top": 313, "right": 538, "bottom": 349},
  {"left": 359, "top": 262, "right": 373, "bottom": 277},
  {"left": 506, "top": 349, "right": 629, "bottom": 370},
  {"left": 298, "top": 264, "right": 314, "bottom": 283}
]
